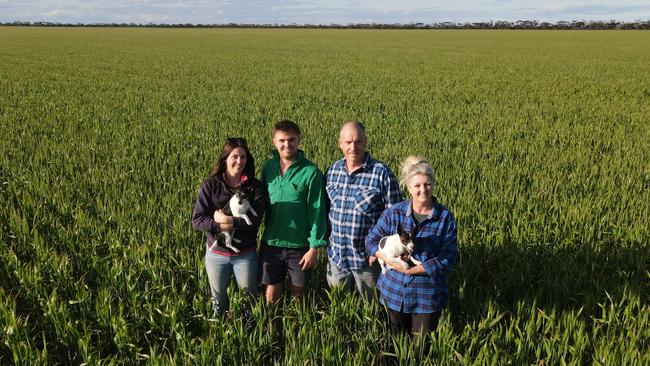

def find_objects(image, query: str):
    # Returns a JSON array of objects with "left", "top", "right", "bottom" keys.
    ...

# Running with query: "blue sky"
[{"left": 1, "top": 1, "right": 649, "bottom": 24}]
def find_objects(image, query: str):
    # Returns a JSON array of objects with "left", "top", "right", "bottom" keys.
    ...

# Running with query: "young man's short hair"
[{"left": 272, "top": 119, "right": 301, "bottom": 136}]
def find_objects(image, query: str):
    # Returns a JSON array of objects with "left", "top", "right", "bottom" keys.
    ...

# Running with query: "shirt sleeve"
[
  {"left": 383, "top": 167, "right": 402, "bottom": 208},
  {"left": 260, "top": 164, "right": 267, "bottom": 185},
  {"left": 421, "top": 217, "right": 458, "bottom": 277},
  {"left": 323, "top": 167, "right": 333, "bottom": 241},
  {"left": 192, "top": 181, "right": 219, "bottom": 233},
  {"left": 365, "top": 208, "right": 394, "bottom": 256},
  {"left": 306, "top": 168, "right": 328, "bottom": 248},
  {"left": 232, "top": 182, "right": 268, "bottom": 231}
]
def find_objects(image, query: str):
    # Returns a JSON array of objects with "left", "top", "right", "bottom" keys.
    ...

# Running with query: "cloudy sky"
[{"left": 1, "top": 1, "right": 649, "bottom": 24}]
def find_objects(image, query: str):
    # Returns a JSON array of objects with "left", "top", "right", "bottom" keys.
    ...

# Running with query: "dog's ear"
[{"left": 398, "top": 224, "right": 411, "bottom": 243}]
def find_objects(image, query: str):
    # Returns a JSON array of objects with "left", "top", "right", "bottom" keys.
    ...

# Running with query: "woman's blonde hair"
[{"left": 399, "top": 155, "right": 435, "bottom": 190}]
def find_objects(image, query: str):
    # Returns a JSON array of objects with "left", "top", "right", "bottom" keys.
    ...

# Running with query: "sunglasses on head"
[{"left": 226, "top": 137, "right": 247, "bottom": 146}]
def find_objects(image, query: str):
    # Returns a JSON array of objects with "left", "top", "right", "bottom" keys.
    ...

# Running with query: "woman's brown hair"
[{"left": 205, "top": 137, "right": 255, "bottom": 183}]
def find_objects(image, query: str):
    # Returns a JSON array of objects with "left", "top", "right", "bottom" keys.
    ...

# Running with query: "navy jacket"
[{"left": 192, "top": 176, "right": 268, "bottom": 255}]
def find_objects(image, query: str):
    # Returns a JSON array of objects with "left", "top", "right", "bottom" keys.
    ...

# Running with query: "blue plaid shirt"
[
  {"left": 365, "top": 199, "right": 458, "bottom": 314},
  {"left": 326, "top": 153, "right": 401, "bottom": 270}
]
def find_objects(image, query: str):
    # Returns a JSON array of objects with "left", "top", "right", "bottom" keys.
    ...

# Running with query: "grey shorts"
[
  {"left": 326, "top": 257, "right": 380, "bottom": 300},
  {"left": 259, "top": 244, "right": 310, "bottom": 287}
]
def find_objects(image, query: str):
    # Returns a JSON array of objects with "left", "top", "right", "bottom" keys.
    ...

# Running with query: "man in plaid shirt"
[{"left": 325, "top": 121, "right": 401, "bottom": 300}]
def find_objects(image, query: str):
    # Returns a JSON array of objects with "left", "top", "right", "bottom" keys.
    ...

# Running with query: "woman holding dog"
[
  {"left": 192, "top": 137, "right": 268, "bottom": 317},
  {"left": 365, "top": 156, "right": 458, "bottom": 337}
]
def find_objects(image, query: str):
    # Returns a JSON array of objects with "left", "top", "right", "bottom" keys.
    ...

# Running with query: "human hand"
[
  {"left": 387, "top": 260, "right": 410, "bottom": 274},
  {"left": 213, "top": 210, "right": 232, "bottom": 224},
  {"left": 368, "top": 256, "right": 377, "bottom": 265},
  {"left": 374, "top": 251, "right": 386, "bottom": 262},
  {"left": 299, "top": 248, "right": 318, "bottom": 271},
  {"left": 218, "top": 223, "right": 234, "bottom": 231}
]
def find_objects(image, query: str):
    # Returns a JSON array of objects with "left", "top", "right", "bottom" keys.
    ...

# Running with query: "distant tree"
[{"left": 2, "top": 19, "right": 649, "bottom": 29}]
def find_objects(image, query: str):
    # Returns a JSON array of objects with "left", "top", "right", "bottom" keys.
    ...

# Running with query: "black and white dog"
[
  {"left": 210, "top": 186, "right": 258, "bottom": 253},
  {"left": 377, "top": 224, "right": 421, "bottom": 274}
]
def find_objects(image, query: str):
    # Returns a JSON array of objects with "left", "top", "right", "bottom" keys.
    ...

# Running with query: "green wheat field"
[{"left": 1, "top": 27, "right": 649, "bottom": 364}]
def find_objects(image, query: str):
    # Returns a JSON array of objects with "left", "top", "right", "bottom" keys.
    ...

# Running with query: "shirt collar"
[
  {"left": 343, "top": 152, "right": 372, "bottom": 174},
  {"left": 218, "top": 173, "right": 249, "bottom": 188},
  {"left": 405, "top": 196, "right": 440, "bottom": 221}
]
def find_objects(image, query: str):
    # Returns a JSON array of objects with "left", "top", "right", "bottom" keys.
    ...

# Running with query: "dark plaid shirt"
[
  {"left": 325, "top": 154, "right": 401, "bottom": 269},
  {"left": 365, "top": 199, "right": 458, "bottom": 313}
]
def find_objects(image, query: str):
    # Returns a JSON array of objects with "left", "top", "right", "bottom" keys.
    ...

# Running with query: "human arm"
[
  {"left": 386, "top": 261, "right": 427, "bottom": 275},
  {"left": 302, "top": 168, "right": 324, "bottom": 270},
  {"left": 382, "top": 167, "right": 402, "bottom": 208},
  {"left": 323, "top": 166, "right": 333, "bottom": 241},
  {"left": 191, "top": 182, "right": 220, "bottom": 233},
  {"left": 365, "top": 208, "right": 394, "bottom": 257},
  {"left": 369, "top": 168, "right": 401, "bottom": 266},
  {"left": 420, "top": 216, "right": 458, "bottom": 277},
  {"left": 306, "top": 168, "right": 328, "bottom": 249}
]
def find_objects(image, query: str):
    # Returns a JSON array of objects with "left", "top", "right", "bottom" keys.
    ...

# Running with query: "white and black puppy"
[
  {"left": 211, "top": 187, "right": 258, "bottom": 253},
  {"left": 377, "top": 224, "right": 421, "bottom": 274}
]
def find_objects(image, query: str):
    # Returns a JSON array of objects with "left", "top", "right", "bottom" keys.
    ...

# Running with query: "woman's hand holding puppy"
[
  {"left": 386, "top": 257, "right": 427, "bottom": 275},
  {"left": 213, "top": 209, "right": 233, "bottom": 231}
]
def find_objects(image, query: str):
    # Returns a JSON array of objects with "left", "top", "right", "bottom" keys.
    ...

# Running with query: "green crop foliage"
[{"left": 1, "top": 27, "right": 648, "bottom": 364}]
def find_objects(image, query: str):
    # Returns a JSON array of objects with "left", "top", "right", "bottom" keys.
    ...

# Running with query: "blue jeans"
[
  {"left": 326, "top": 257, "right": 380, "bottom": 301},
  {"left": 205, "top": 248, "right": 258, "bottom": 316}
]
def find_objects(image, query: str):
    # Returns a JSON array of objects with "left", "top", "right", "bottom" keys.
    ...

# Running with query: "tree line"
[{"left": 3, "top": 20, "right": 650, "bottom": 30}]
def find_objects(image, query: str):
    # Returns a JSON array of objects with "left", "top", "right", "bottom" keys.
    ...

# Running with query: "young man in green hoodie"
[{"left": 260, "top": 120, "right": 328, "bottom": 303}]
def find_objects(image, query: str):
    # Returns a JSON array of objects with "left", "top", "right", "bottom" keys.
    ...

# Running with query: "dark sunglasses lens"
[{"left": 227, "top": 137, "right": 247, "bottom": 145}]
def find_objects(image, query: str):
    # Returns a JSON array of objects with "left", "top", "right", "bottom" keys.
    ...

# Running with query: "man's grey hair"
[{"left": 339, "top": 120, "right": 367, "bottom": 142}]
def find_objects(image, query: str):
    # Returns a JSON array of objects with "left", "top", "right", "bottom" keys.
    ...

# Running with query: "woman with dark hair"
[{"left": 192, "top": 137, "right": 268, "bottom": 317}]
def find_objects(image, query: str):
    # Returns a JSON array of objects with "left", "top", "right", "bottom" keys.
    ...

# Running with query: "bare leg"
[
  {"left": 265, "top": 283, "right": 282, "bottom": 304},
  {"left": 289, "top": 284, "right": 304, "bottom": 300}
]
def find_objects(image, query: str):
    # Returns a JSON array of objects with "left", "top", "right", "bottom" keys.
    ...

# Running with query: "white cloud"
[{"left": 135, "top": 13, "right": 172, "bottom": 22}]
